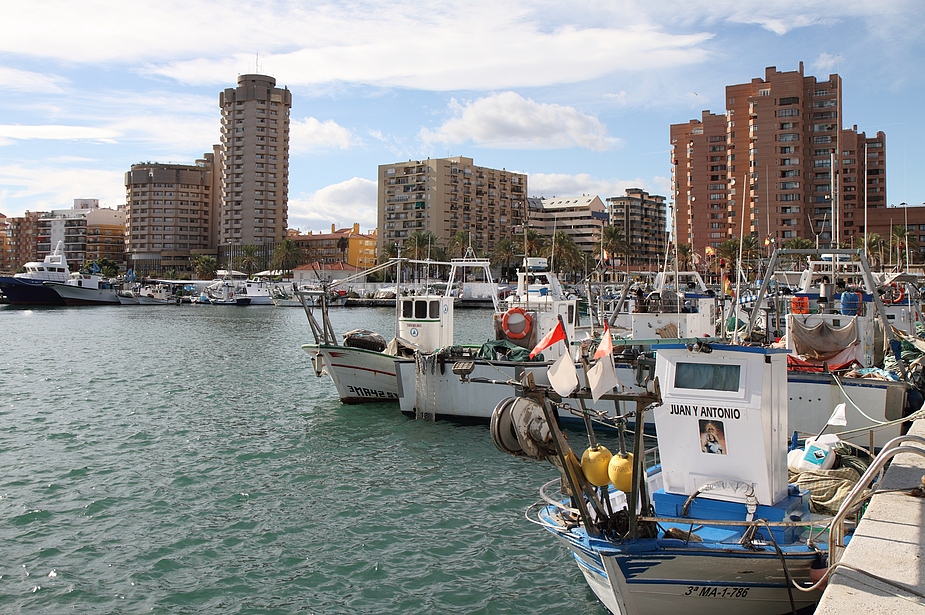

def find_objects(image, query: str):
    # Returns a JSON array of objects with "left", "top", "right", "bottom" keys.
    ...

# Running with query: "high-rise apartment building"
[
  {"left": 377, "top": 156, "right": 527, "bottom": 258},
  {"left": 30, "top": 200, "right": 125, "bottom": 268},
  {"left": 124, "top": 154, "right": 219, "bottom": 274},
  {"left": 671, "top": 63, "right": 886, "bottom": 255},
  {"left": 1, "top": 211, "right": 42, "bottom": 272},
  {"left": 219, "top": 74, "right": 291, "bottom": 247},
  {"left": 527, "top": 195, "right": 609, "bottom": 255},
  {"left": 606, "top": 189, "right": 669, "bottom": 269}
]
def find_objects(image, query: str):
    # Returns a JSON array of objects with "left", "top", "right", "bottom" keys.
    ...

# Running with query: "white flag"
[
  {"left": 548, "top": 352, "right": 578, "bottom": 397},
  {"left": 827, "top": 402, "right": 847, "bottom": 426},
  {"left": 588, "top": 354, "right": 618, "bottom": 402}
]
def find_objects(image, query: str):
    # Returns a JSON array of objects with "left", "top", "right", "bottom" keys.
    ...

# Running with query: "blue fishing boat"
[
  {"left": 0, "top": 241, "right": 70, "bottom": 305},
  {"left": 492, "top": 343, "right": 851, "bottom": 615}
]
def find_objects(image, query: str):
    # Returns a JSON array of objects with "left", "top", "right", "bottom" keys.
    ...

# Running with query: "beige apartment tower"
[
  {"left": 124, "top": 156, "right": 218, "bottom": 274},
  {"left": 377, "top": 156, "right": 527, "bottom": 258},
  {"left": 671, "top": 63, "right": 886, "bottom": 255},
  {"left": 219, "top": 74, "right": 292, "bottom": 246}
]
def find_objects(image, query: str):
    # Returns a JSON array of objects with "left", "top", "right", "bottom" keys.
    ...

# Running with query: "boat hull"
[
  {"left": 556, "top": 533, "right": 820, "bottom": 615},
  {"left": 45, "top": 283, "right": 120, "bottom": 305},
  {"left": 303, "top": 343, "right": 406, "bottom": 404},
  {"left": 787, "top": 372, "right": 907, "bottom": 449},
  {"left": 0, "top": 277, "right": 67, "bottom": 306},
  {"left": 396, "top": 356, "right": 643, "bottom": 426}
]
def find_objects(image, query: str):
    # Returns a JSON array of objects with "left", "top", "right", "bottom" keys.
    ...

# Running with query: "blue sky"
[{"left": 1, "top": 1, "right": 923, "bottom": 235}]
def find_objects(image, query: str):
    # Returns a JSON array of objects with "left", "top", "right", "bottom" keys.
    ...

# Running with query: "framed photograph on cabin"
[{"left": 699, "top": 420, "right": 727, "bottom": 455}]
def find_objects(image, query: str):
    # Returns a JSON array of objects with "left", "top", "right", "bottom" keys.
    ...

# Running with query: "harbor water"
[{"left": 0, "top": 304, "right": 606, "bottom": 614}]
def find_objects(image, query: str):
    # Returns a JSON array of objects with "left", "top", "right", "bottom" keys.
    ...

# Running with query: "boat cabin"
[{"left": 652, "top": 344, "right": 792, "bottom": 507}]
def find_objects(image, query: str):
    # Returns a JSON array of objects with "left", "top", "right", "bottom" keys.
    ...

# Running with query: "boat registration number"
[
  {"left": 346, "top": 385, "right": 396, "bottom": 398},
  {"left": 684, "top": 586, "right": 749, "bottom": 598}
]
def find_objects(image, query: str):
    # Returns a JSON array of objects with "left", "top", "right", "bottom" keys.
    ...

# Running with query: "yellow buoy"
[
  {"left": 581, "top": 445, "right": 613, "bottom": 487},
  {"left": 608, "top": 453, "right": 634, "bottom": 492}
]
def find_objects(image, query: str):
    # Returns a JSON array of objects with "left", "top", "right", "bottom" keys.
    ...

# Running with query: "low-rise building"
[{"left": 291, "top": 224, "right": 377, "bottom": 269}]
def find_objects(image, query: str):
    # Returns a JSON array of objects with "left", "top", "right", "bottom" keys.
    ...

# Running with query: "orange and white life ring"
[{"left": 501, "top": 307, "right": 532, "bottom": 340}]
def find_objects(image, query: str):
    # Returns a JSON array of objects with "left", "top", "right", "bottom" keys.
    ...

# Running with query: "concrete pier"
[{"left": 815, "top": 419, "right": 925, "bottom": 613}]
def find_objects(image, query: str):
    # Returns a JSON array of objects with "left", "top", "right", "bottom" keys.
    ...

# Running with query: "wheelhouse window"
[{"left": 674, "top": 362, "right": 740, "bottom": 392}]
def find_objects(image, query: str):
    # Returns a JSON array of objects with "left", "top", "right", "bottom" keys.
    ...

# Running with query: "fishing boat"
[
  {"left": 205, "top": 279, "right": 251, "bottom": 305},
  {"left": 300, "top": 255, "right": 495, "bottom": 404},
  {"left": 605, "top": 270, "right": 719, "bottom": 340},
  {"left": 394, "top": 257, "right": 600, "bottom": 421},
  {"left": 44, "top": 272, "right": 120, "bottom": 305},
  {"left": 136, "top": 284, "right": 174, "bottom": 305},
  {"left": 492, "top": 342, "right": 856, "bottom": 615},
  {"left": 742, "top": 248, "right": 925, "bottom": 449},
  {"left": 0, "top": 241, "right": 70, "bottom": 306}
]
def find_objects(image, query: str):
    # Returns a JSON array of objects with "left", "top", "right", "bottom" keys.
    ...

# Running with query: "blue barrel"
[{"left": 840, "top": 291, "right": 861, "bottom": 316}]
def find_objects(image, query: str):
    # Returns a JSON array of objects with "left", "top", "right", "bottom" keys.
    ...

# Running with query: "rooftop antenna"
[{"left": 256, "top": 51, "right": 260, "bottom": 74}]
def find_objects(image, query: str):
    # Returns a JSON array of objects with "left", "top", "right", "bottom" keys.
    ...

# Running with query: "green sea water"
[{"left": 0, "top": 304, "right": 607, "bottom": 614}]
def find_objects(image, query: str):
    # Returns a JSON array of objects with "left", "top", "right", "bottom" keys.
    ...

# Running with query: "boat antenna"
[{"left": 734, "top": 174, "right": 747, "bottom": 341}]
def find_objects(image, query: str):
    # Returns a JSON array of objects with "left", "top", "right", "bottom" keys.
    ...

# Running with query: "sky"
[{"left": 1, "top": 0, "right": 924, "bottom": 235}]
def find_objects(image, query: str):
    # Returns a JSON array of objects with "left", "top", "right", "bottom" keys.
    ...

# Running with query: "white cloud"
[
  {"left": 288, "top": 177, "right": 378, "bottom": 233},
  {"left": 1, "top": 2, "right": 713, "bottom": 89},
  {"left": 290, "top": 118, "right": 360, "bottom": 154},
  {"left": 640, "top": 0, "right": 916, "bottom": 36},
  {"left": 421, "top": 92, "right": 618, "bottom": 152},
  {"left": 0, "top": 164, "right": 126, "bottom": 213},
  {"left": 528, "top": 172, "right": 653, "bottom": 201},
  {"left": 812, "top": 52, "right": 842, "bottom": 73},
  {"left": 0, "top": 124, "right": 121, "bottom": 143},
  {"left": 0, "top": 67, "right": 68, "bottom": 93}
]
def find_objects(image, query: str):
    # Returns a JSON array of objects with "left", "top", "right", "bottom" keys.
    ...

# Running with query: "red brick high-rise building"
[{"left": 671, "top": 63, "right": 886, "bottom": 258}]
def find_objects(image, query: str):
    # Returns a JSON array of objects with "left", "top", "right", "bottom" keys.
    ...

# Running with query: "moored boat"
[
  {"left": 493, "top": 343, "right": 859, "bottom": 615},
  {"left": 44, "top": 272, "right": 120, "bottom": 305},
  {"left": 0, "top": 241, "right": 70, "bottom": 306},
  {"left": 301, "top": 255, "right": 494, "bottom": 404}
]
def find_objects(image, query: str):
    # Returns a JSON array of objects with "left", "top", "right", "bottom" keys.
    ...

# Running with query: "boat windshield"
[{"left": 674, "top": 362, "right": 740, "bottom": 392}]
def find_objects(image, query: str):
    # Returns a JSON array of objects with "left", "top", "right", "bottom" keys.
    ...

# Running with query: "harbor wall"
[{"left": 815, "top": 419, "right": 925, "bottom": 614}]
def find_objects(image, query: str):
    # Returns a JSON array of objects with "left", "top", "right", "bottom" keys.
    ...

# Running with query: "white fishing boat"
[
  {"left": 0, "top": 241, "right": 71, "bottom": 306},
  {"left": 205, "top": 279, "right": 251, "bottom": 305},
  {"left": 743, "top": 248, "right": 924, "bottom": 449},
  {"left": 237, "top": 278, "right": 275, "bottom": 305},
  {"left": 136, "top": 284, "right": 174, "bottom": 305},
  {"left": 300, "top": 255, "right": 494, "bottom": 404},
  {"left": 493, "top": 343, "right": 863, "bottom": 615},
  {"left": 606, "top": 270, "right": 719, "bottom": 340},
  {"left": 44, "top": 272, "right": 120, "bottom": 305}
]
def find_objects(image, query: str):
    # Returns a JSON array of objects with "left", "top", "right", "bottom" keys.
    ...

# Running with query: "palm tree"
[
  {"left": 192, "top": 254, "right": 218, "bottom": 280},
  {"left": 542, "top": 231, "right": 583, "bottom": 281},
  {"left": 863, "top": 233, "right": 883, "bottom": 270},
  {"left": 782, "top": 237, "right": 814, "bottom": 250},
  {"left": 491, "top": 238, "right": 518, "bottom": 282},
  {"left": 336, "top": 236, "right": 349, "bottom": 263},
  {"left": 272, "top": 239, "right": 302, "bottom": 273},
  {"left": 517, "top": 228, "right": 547, "bottom": 258},
  {"left": 403, "top": 230, "right": 441, "bottom": 261},
  {"left": 236, "top": 245, "right": 260, "bottom": 276},
  {"left": 714, "top": 236, "right": 762, "bottom": 280},
  {"left": 888, "top": 225, "right": 917, "bottom": 270},
  {"left": 601, "top": 225, "right": 630, "bottom": 260},
  {"left": 445, "top": 230, "right": 471, "bottom": 260},
  {"left": 675, "top": 243, "right": 693, "bottom": 271}
]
